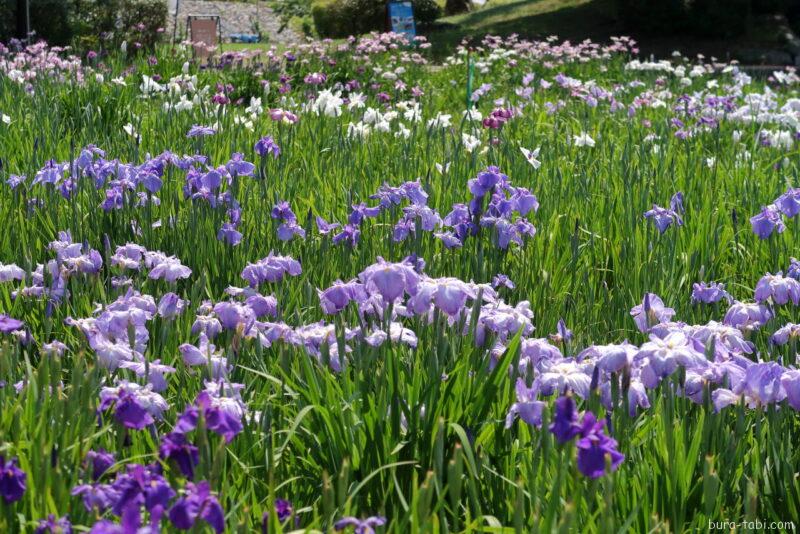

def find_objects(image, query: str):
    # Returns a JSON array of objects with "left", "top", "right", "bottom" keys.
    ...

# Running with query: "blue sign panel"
[{"left": 388, "top": 1, "right": 416, "bottom": 39}]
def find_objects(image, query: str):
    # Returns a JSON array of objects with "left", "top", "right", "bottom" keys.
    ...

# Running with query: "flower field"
[{"left": 0, "top": 34, "right": 800, "bottom": 532}]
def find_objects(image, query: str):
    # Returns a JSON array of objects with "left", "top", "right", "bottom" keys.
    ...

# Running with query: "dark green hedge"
[
  {"left": 312, "top": 0, "right": 440, "bottom": 38},
  {"left": 615, "top": 0, "right": 793, "bottom": 38},
  {"left": 1, "top": 0, "right": 166, "bottom": 51}
]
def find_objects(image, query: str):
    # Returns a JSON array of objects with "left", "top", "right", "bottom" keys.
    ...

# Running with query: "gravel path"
[{"left": 167, "top": 0, "right": 301, "bottom": 47}]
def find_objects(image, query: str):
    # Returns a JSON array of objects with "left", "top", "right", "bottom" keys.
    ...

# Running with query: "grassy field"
[{"left": 0, "top": 32, "right": 799, "bottom": 533}]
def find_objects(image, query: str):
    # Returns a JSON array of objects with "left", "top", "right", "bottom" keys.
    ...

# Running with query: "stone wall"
[{"left": 166, "top": 0, "right": 300, "bottom": 46}]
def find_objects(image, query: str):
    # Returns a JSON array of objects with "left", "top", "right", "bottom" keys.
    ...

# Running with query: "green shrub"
[
  {"left": 614, "top": 0, "right": 779, "bottom": 38},
  {"left": 614, "top": 0, "right": 688, "bottom": 35},
  {"left": 688, "top": 0, "right": 751, "bottom": 38},
  {"left": 312, "top": 0, "right": 440, "bottom": 38},
  {"left": 0, "top": 0, "right": 16, "bottom": 43},
  {"left": 1, "top": 0, "right": 164, "bottom": 52},
  {"left": 311, "top": 0, "right": 354, "bottom": 38},
  {"left": 413, "top": 0, "right": 441, "bottom": 26},
  {"left": 30, "top": 0, "right": 73, "bottom": 45},
  {"left": 118, "top": 0, "right": 167, "bottom": 51}
]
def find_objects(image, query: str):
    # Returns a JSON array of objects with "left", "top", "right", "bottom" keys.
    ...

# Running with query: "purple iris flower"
[
  {"left": 111, "top": 463, "right": 175, "bottom": 517},
  {"left": 0, "top": 314, "right": 24, "bottom": 334},
  {"left": 348, "top": 203, "right": 382, "bottom": 226},
  {"left": 711, "top": 389, "right": 744, "bottom": 412},
  {"left": 550, "top": 318, "right": 574, "bottom": 344},
  {"left": 713, "top": 361, "right": 787, "bottom": 411},
  {"left": 402, "top": 204, "right": 442, "bottom": 231},
  {"left": 254, "top": 136, "right": 281, "bottom": 159},
  {"left": 71, "top": 482, "right": 119, "bottom": 513},
  {"left": 85, "top": 449, "right": 116, "bottom": 481},
  {"left": 443, "top": 203, "right": 470, "bottom": 227},
  {"left": 492, "top": 274, "right": 515, "bottom": 289},
  {"left": 274, "top": 499, "right": 293, "bottom": 522},
  {"left": 277, "top": 222, "right": 306, "bottom": 241},
  {"left": 0, "top": 263, "right": 24, "bottom": 283},
  {"left": 574, "top": 412, "right": 625, "bottom": 479},
  {"left": 713, "top": 362, "right": 787, "bottom": 411},
  {"left": 0, "top": 456, "right": 26, "bottom": 502},
  {"left": 775, "top": 187, "right": 800, "bottom": 218},
  {"left": 110, "top": 243, "right": 147, "bottom": 270},
  {"left": 782, "top": 370, "right": 800, "bottom": 410},
  {"left": 217, "top": 223, "right": 243, "bottom": 246},
  {"left": 644, "top": 204, "right": 683, "bottom": 234},
  {"left": 186, "top": 125, "right": 216, "bottom": 138},
  {"left": 148, "top": 256, "right": 192, "bottom": 283},
  {"left": 99, "top": 382, "right": 168, "bottom": 430},
  {"left": 34, "top": 514, "right": 72, "bottom": 534},
  {"left": 509, "top": 187, "right": 539, "bottom": 216},
  {"left": 630, "top": 293, "right": 675, "bottom": 333},
  {"left": 788, "top": 257, "right": 800, "bottom": 280},
  {"left": 333, "top": 224, "right": 361, "bottom": 247},
  {"left": 723, "top": 301, "right": 773, "bottom": 331},
  {"left": 636, "top": 332, "right": 704, "bottom": 388},
  {"left": 180, "top": 334, "right": 229, "bottom": 379},
  {"left": 33, "top": 159, "right": 64, "bottom": 186},
  {"left": 245, "top": 294, "right": 278, "bottom": 318},
  {"left": 112, "top": 390, "right": 155, "bottom": 430},
  {"left": 363, "top": 323, "right": 418, "bottom": 349},
  {"left": 505, "top": 378, "right": 545, "bottom": 429},
  {"left": 627, "top": 379, "right": 651, "bottom": 416},
  {"left": 670, "top": 191, "right": 684, "bottom": 214},
  {"left": 579, "top": 343, "right": 634, "bottom": 373},
  {"left": 196, "top": 391, "right": 243, "bottom": 443},
  {"left": 159, "top": 432, "right": 199, "bottom": 479},
  {"left": 271, "top": 201, "right": 297, "bottom": 222},
  {"left": 475, "top": 300, "right": 534, "bottom": 345},
  {"left": 304, "top": 72, "right": 327, "bottom": 85},
  {"left": 241, "top": 253, "right": 302, "bottom": 287},
  {"left": 191, "top": 314, "right": 223, "bottom": 339},
  {"left": 213, "top": 301, "right": 256, "bottom": 333},
  {"left": 518, "top": 338, "right": 563, "bottom": 373},
  {"left": 754, "top": 272, "right": 800, "bottom": 305},
  {"left": 119, "top": 360, "right": 175, "bottom": 393},
  {"left": 6, "top": 174, "right": 26, "bottom": 190},
  {"left": 358, "top": 257, "right": 420, "bottom": 302},
  {"left": 536, "top": 358, "right": 594, "bottom": 399},
  {"left": 334, "top": 516, "right": 387, "bottom": 534},
  {"left": 87, "top": 518, "right": 130, "bottom": 533},
  {"left": 468, "top": 166, "right": 508, "bottom": 198},
  {"left": 318, "top": 280, "right": 368, "bottom": 314},
  {"left": 391, "top": 218, "right": 415, "bottom": 242},
  {"left": 741, "top": 362, "right": 786, "bottom": 405},
  {"left": 772, "top": 323, "right": 800, "bottom": 345},
  {"left": 225, "top": 152, "right": 255, "bottom": 177},
  {"left": 488, "top": 217, "right": 537, "bottom": 249},
  {"left": 691, "top": 281, "right": 732, "bottom": 304},
  {"left": 315, "top": 216, "right": 340, "bottom": 235},
  {"left": 158, "top": 292, "right": 187, "bottom": 320},
  {"left": 750, "top": 205, "right": 785, "bottom": 239},
  {"left": 548, "top": 395, "right": 581, "bottom": 444},
  {"left": 168, "top": 404, "right": 198, "bottom": 436},
  {"left": 406, "top": 276, "right": 475, "bottom": 317},
  {"left": 168, "top": 481, "right": 224, "bottom": 533},
  {"left": 435, "top": 231, "right": 463, "bottom": 249}
]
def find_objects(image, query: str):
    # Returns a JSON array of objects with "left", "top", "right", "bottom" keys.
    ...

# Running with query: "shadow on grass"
[
  {"left": 424, "top": 0, "right": 620, "bottom": 58},
  {"left": 422, "top": 0, "right": 787, "bottom": 62}
]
